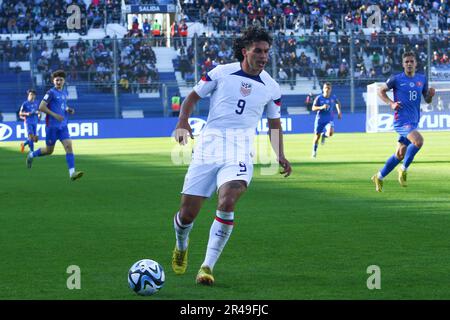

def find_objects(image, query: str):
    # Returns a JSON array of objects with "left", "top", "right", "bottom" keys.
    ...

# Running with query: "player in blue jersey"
[
  {"left": 19, "top": 89, "right": 41, "bottom": 153},
  {"left": 311, "top": 82, "right": 342, "bottom": 158},
  {"left": 26, "top": 70, "right": 83, "bottom": 181},
  {"left": 371, "top": 51, "right": 435, "bottom": 192}
]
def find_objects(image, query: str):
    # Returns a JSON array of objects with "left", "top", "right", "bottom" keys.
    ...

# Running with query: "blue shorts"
[
  {"left": 395, "top": 123, "right": 417, "bottom": 146},
  {"left": 26, "top": 123, "right": 37, "bottom": 136},
  {"left": 314, "top": 120, "right": 334, "bottom": 134},
  {"left": 45, "top": 126, "right": 71, "bottom": 146}
]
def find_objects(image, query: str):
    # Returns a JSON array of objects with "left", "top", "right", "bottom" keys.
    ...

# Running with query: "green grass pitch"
[{"left": 0, "top": 131, "right": 449, "bottom": 300}]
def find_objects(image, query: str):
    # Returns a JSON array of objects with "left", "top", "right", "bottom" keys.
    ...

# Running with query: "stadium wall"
[
  {"left": 2, "top": 112, "right": 450, "bottom": 142},
  {"left": 0, "top": 114, "right": 366, "bottom": 142}
]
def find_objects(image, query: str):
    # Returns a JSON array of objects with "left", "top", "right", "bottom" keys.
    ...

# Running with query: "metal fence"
[{"left": 0, "top": 31, "right": 448, "bottom": 117}]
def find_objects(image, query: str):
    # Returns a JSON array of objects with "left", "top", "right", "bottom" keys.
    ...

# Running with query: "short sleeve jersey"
[
  {"left": 193, "top": 62, "right": 281, "bottom": 137},
  {"left": 20, "top": 100, "right": 39, "bottom": 125},
  {"left": 42, "top": 87, "right": 69, "bottom": 128},
  {"left": 386, "top": 72, "right": 428, "bottom": 128}
]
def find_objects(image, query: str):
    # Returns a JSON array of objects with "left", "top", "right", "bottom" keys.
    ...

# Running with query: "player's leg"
[
  {"left": 372, "top": 140, "right": 406, "bottom": 192},
  {"left": 61, "top": 137, "right": 83, "bottom": 180},
  {"left": 26, "top": 127, "right": 55, "bottom": 168},
  {"left": 21, "top": 138, "right": 28, "bottom": 152},
  {"left": 322, "top": 123, "right": 334, "bottom": 145},
  {"left": 197, "top": 162, "right": 251, "bottom": 285},
  {"left": 398, "top": 130, "right": 424, "bottom": 186},
  {"left": 172, "top": 194, "right": 206, "bottom": 275},
  {"left": 173, "top": 162, "right": 216, "bottom": 274},
  {"left": 27, "top": 124, "right": 37, "bottom": 152},
  {"left": 28, "top": 134, "right": 34, "bottom": 152},
  {"left": 21, "top": 124, "right": 32, "bottom": 152},
  {"left": 327, "top": 123, "right": 334, "bottom": 138},
  {"left": 313, "top": 121, "right": 325, "bottom": 157}
]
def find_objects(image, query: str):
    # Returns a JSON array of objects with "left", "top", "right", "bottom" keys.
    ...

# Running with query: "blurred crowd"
[
  {"left": 0, "top": 0, "right": 449, "bottom": 92},
  {"left": 0, "top": 0, "right": 121, "bottom": 35}
]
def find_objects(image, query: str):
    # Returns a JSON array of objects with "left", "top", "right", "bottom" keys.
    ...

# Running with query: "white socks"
[
  {"left": 202, "top": 210, "right": 234, "bottom": 271},
  {"left": 173, "top": 212, "right": 193, "bottom": 251}
]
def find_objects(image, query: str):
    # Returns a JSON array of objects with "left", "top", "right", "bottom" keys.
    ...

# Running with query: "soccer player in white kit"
[{"left": 171, "top": 26, "right": 292, "bottom": 285}]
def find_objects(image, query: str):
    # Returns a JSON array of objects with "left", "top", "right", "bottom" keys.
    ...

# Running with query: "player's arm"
[
  {"left": 424, "top": 88, "right": 435, "bottom": 104},
  {"left": 378, "top": 82, "right": 400, "bottom": 110},
  {"left": 311, "top": 97, "right": 327, "bottom": 111},
  {"left": 66, "top": 105, "right": 75, "bottom": 114},
  {"left": 335, "top": 99, "right": 343, "bottom": 119},
  {"left": 268, "top": 118, "right": 292, "bottom": 178},
  {"left": 175, "top": 91, "right": 201, "bottom": 145},
  {"left": 39, "top": 100, "right": 63, "bottom": 121},
  {"left": 18, "top": 105, "right": 29, "bottom": 118}
]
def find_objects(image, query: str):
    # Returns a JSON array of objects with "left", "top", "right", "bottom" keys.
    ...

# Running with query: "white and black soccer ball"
[{"left": 128, "top": 259, "right": 165, "bottom": 296}]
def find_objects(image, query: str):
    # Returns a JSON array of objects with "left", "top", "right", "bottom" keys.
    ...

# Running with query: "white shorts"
[{"left": 181, "top": 160, "right": 254, "bottom": 198}]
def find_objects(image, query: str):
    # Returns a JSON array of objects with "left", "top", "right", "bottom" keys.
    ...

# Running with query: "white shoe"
[{"left": 311, "top": 151, "right": 317, "bottom": 158}]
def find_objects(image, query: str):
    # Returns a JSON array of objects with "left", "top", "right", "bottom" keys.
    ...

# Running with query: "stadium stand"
[{"left": 0, "top": 0, "right": 449, "bottom": 119}]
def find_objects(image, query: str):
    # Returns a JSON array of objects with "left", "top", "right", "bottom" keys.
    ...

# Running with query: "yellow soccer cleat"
[
  {"left": 196, "top": 266, "right": 214, "bottom": 285},
  {"left": 70, "top": 171, "right": 84, "bottom": 181},
  {"left": 371, "top": 174, "right": 383, "bottom": 192},
  {"left": 397, "top": 168, "right": 407, "bottom": 187},
  {"left": 172, "top": 246, "right": 188, "bottom": 275}
]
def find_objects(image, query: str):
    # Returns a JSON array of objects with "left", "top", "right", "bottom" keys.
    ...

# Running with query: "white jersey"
[
  {"left": 194, "top": 62, "right": 281, "bottom": 134},
  {"left": 192, "top": 62, "right": 281, "bottom": 164}
]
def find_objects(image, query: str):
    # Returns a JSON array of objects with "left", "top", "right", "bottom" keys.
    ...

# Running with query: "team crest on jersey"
[
  {"left": 416, "top": 81, "right": 422, "bottom": 87},
  {"left": 240, "top": 82, "right": 252, "bottom": 97}
]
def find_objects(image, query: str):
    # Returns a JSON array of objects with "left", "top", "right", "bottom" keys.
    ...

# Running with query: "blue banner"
[
  {"left": 128, "top": 4, "right": 176, "bottom": 13},
  {"left": 0, "top": 114, "right": 367, "bottom": 142}
]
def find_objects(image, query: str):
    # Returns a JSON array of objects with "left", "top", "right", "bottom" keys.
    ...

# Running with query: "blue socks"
[
  {"left": 313, "top": 143, "right": 318, "bottom": 152},
  {"left": 379, "top": 154, "right": 401, "bottom": 178},
  {"left": 379, "top": 144, "right": 421, "bottom": 178},
  {"left": 403, "top": 144, "right": 420, "bottom": 170},
  {"left": 66, "top": 153, "right": 75, "bottom": 170},
  {"left": 31, "top": 149, "right": 42, "bottom": 157},
  {"left": 28, "top": 139, "right": 34, "bottom": 152}
]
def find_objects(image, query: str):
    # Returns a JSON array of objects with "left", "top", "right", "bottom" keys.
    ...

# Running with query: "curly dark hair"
[
  {"left": 233, "top": 26, "right": 273, "bottom": 62},
  {"left": 51, "top": 69, "right": 66, "bottom": 80}
]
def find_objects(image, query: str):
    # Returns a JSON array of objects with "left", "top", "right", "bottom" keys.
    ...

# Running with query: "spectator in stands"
[
  {"left": 179, "top": 55, "right": 192, "bottom": 80},
  {"left": 305, "top": 92, "right": 314, "bottom": 111},
  {"left": 371, "top": 51, "right": 381, "bottom": 67},
  {"left": 382, "top": 61, "right": 392, "bottom": 77},
  {"left": 278, "top": 67, "right": 288, "bottom": 85},
  {"left": 119, "top": 74, "right": 130, "bottom": 92},
  {"left": 132, "top": 15, "right": 140, "bottom": 33},
  {"left": 171, "top": 94, "right": 181, "bottom": 117},
  {"left": 143, "top": 19, "right": 151, "bottom": 36},
  {"left": 171, "top": 20, "right": 180, "bottom": 50},
  {"left": 179, "top": 19, "right": 188, "bottom": 47},
  {"left": 152, "top": 19, "right": 162, "bottom": 46}
]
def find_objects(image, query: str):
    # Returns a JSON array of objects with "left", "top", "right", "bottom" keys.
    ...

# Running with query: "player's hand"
[
  {"left": 390, "top": 101, "right": 401, "bottom": 110},
  {"left": 428, "top": 87, "right": 435, "bottom": 97},
  {"left": 278, "top": 157, "right": 292, "bottom": 178},
  {"left": 175, "top": 119, "right": 193, "bottom": 145},
  {"left": 338, "top": 112, "right": 342, "bottom": 120},
  {"left": 66, "top": 107, "right": 75, "bottom": 115},
  {"left": 322, "top": 104, "right": 329, "bottom": 110},
  {"left": 54, "top": 114, "right": 64, "bottom": 122}
]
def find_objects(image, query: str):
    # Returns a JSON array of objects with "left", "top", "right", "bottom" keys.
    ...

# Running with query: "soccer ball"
[{"left": 128, "top": 259, "right": 165, "bottom": 296}]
